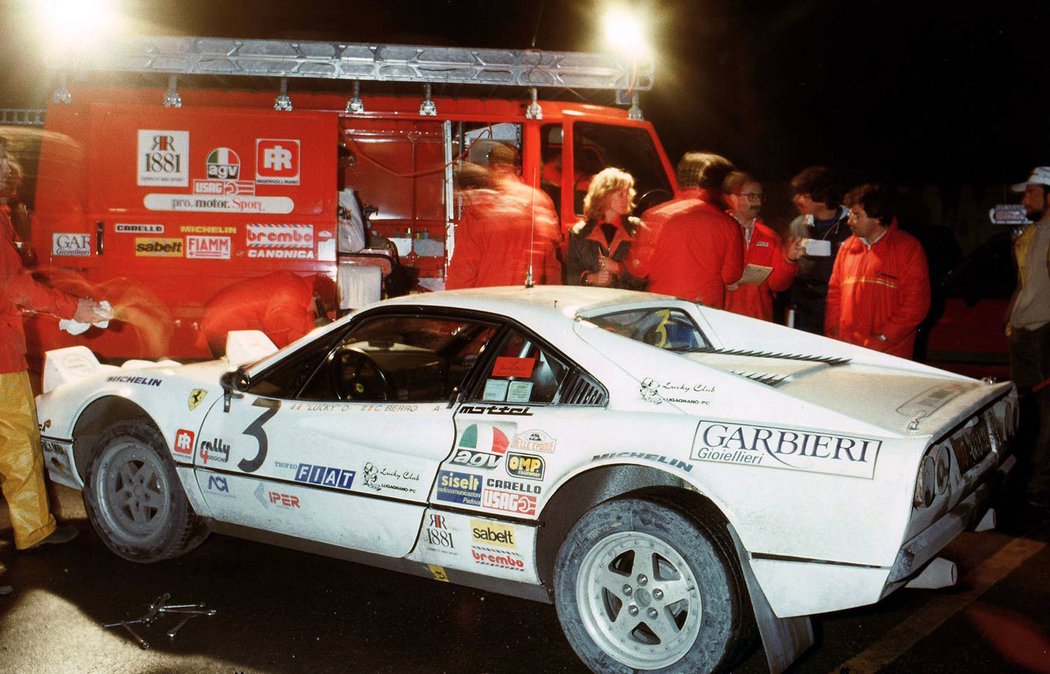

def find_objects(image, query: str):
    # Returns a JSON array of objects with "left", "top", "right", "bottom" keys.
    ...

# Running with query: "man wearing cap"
[
  {"left": 1008, "top": 167, "right": 1050, "bottom": 509},
  {"left": 825, "top": 184, "right": 930, "bottom": 358}
]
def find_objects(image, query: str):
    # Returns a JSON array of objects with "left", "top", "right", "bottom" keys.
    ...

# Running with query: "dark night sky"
[{"left": 2, "top": 0, "right": 1048, "bottom": 186}]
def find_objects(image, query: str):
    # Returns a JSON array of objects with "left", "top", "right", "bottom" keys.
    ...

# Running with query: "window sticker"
[
  {"left": 506, "top": 381, "right": 534, "bottom": 403},
  {"left": 483, "top": 379, "right": 509, "bottom": 401},
  {"left": 492, "top": 356, "right": 536, "bottom": 378}
]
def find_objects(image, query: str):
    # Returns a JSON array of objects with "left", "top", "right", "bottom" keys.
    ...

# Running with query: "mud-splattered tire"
[
  {"left": 554, "top": 498, "right": 748, "bottom": 673},
  {"left": 83, "top": 420, "right": 207, "bottom": 562}
]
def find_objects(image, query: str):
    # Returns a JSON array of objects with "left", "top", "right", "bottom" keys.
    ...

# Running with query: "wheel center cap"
[{"left": 635, "top": 588, "right": 652, "bottom": 607}]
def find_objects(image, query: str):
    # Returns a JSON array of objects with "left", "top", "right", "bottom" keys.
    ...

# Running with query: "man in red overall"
[{"left": 825, "top": 185, "right": 930, "bottom": 358}]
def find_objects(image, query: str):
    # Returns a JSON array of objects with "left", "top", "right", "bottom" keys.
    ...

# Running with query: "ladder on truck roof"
[{"left": 56, "top": 35, "right": 655, "bottom": 92}]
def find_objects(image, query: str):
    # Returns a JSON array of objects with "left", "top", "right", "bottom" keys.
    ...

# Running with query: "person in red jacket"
[
  {"left": 446, "top": 145, "right": 561, "bottom": 289},
  {"left": 0, "top": 138, "right": 108, "bottom": 551},
  {"left": 638, "top": 153, "right": 743, "bottom": 308},
  {"left": 825, "top": 185, "right": 930, "bottom": 358},
  {"left": 198, "top": 271, "right": 325, "bottom": 357},
  {"left": 723, "top": 172, "right": 800, "bottom": 321}
]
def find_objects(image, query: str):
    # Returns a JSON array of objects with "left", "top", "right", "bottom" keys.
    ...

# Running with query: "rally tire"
[
  {"left": 83, "top": 420, "right": 207, "bottom": 563},
  {"left": 554, "top": 497, "right": 748, "bottom": 674}
]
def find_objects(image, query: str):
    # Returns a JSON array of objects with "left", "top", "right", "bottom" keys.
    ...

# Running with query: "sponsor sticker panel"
[{"left": 410, "top": 512, "right": 540, "bottom": 582}]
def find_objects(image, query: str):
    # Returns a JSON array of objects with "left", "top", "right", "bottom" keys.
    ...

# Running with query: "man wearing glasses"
[{"left": 723, "top": 171, "right": 800, "bottom": 321}]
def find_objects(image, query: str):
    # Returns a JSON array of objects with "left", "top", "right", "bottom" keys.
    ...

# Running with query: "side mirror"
[{"left": 220, "top": 368, "right": 250, "bottom": 412}]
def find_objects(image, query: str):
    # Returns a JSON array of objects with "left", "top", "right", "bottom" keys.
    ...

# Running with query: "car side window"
[
  {"left": 585, "top": 308, "right": 709, "bottom": 351},
  {"left": 468, "top": 329, "right": 570, "bottom": 405},
  {"left": 294, "top": 315, "right": 498, "bottom": 402}
]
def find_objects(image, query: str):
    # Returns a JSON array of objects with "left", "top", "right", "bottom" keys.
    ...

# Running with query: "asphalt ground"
[{"left": 0, "top": 484, "right": 1047, "bottom": 674}]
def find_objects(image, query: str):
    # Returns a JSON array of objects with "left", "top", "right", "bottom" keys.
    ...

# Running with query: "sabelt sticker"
[
  {"left": 52, "top": 233, "right": 91, "bottom": 257},
  {"left": 135, "top": 238, "right": 183, "bottom": 257},
  {"left": 256, "top": 139, "right": 301, "bottom": 185}
]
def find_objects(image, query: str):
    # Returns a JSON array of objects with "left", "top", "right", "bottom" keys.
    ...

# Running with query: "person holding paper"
[
  {"left": 723, "top": 172, "right": 800, "bottom": 321},
  {"left": 825, "top": 184, "right": 930, "bottom": 359},
  {"left": 787, "top": 166, "right": 852, "bottom": 333}
]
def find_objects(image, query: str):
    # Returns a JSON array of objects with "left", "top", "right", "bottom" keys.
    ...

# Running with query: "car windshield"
[{"left": 584, "top": 308, "right": 710, "bottom": 351}]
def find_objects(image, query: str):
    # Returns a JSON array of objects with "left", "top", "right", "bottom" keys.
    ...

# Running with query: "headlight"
[{"left": 914, "top": 444, "right": 952, "bottom": 509}]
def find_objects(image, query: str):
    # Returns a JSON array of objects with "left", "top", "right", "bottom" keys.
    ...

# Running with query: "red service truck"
[{"left": 4, "top": 36, "right": 676, "bottom": 363}]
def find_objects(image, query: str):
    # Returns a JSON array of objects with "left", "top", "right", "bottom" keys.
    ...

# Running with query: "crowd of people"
[
  {"left": 445, "top": 146, "right": 1050, "bottom": 509},
  {"left": 446, "top": 146, "right": 933, "bottom": 356}
]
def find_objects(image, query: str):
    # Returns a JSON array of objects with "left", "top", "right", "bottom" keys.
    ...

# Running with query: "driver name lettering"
[
  {"left": 690, "top": 421, "right": 881, "bottom": 479},
  {"left": 460, "top": 405, "right": 533, "bottom": 416}
]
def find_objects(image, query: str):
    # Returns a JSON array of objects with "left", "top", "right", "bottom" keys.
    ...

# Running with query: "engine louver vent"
[{"left": 559, "top": 371, "right": 608, "bottom": 406}]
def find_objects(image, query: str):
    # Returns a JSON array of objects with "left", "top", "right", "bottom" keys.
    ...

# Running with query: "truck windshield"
[{"left": 572, "top": 123, "right": 672, "bottom": 215}]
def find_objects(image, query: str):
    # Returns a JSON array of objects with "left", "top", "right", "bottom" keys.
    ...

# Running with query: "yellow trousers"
[{"left": 0, "top": 370, "right": 56, "bottom": 549}]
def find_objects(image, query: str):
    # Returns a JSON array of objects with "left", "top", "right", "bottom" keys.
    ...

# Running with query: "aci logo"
[
  {"left": 173, "top": 429, "right": 195, "bottom": 455},
  {"left": 206, "top": 475, "right": 229, "bottom": 494},
  {"left": 256, "top": 139, "right": 300, "bottom": 185}
]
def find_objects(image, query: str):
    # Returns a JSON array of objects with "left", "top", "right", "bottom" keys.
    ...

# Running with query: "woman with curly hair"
[{"left": 566, "top": 167, "right": 647, "bottom": 289}]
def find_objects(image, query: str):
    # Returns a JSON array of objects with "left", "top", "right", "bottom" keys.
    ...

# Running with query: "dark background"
[{"left": 1, "top": 0, "right": 1046, "bottom": 240}]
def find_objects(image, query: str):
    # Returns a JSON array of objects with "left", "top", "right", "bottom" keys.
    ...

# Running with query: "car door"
[
  {"left": 438, "top": 326, "right": 608, "bottom": 520},
  {"left": 195, "top": 311, "right": 500, "bottom": 557}
]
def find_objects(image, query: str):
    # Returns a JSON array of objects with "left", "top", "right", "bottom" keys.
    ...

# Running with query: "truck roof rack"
[{"left": 49, "top": 35, "right": 654, "bottom": 93}]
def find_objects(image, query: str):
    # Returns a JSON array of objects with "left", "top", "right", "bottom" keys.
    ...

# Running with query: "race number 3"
[{"left": 238, "top": 399, "right": 280, "bottom": 473}]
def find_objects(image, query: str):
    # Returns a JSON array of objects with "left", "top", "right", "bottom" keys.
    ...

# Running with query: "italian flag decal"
[{"left": 458, "top": 424, "right": 510, "bottom": 454}]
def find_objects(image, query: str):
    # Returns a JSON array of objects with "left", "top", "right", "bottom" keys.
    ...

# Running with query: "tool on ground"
[{"left": 102, "top": 593, "right": 216, "bottom": 646}]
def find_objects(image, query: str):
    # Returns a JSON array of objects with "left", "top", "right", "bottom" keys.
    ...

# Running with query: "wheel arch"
[
  {"left": 536, "top": 464, "right": 733, "bottom": 588},
  {"left": 71, "top": 396, "right": 156, "bottom": 481}
]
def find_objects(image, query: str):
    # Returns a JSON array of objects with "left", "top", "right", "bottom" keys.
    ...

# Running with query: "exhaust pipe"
[{"left": 906, "top": 556, "right": 958, "bottom": 590}]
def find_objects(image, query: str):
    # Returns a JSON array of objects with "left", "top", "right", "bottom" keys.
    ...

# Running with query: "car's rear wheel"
[
  {"left": 83, "top": 420, "right": 207, "bottom": 562},
  {"left": 554, "top": 498, "right": 748, "bottom": 673}
]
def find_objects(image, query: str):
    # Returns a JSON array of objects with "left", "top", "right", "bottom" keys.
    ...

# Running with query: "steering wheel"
[
  {"left": 334, "top": 349, "right": 393, "bottom": 401},
  {"left": 636, "top": 188, "right": 673, "bottom": 214}
]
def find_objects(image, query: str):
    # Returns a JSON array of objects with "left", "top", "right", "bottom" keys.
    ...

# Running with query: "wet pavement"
[{"left": 0, "top": 485, "right": 1047, "bottom": 673}]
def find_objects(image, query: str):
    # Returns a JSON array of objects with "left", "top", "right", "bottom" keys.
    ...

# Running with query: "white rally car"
[{"left": 36, "top": 287, "right": 1015, "bottom": 673}]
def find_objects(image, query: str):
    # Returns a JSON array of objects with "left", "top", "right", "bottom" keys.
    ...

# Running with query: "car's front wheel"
[
  {"left": 83, "top": 420, "right": 207, "bottom": 562},
  {"left": 554, "top": 497, "right": 749, "bottom": 673}
]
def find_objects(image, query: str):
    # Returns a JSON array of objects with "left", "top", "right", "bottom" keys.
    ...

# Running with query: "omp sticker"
[
  {"left": 492, "top": 357, "right": 535, "bottom": 378},
  {"left": 506, "top": 452, "right": 545, "bottom": 480},
  {"left": 690, "top": 421, "right": 881, "bottom": 479}
]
